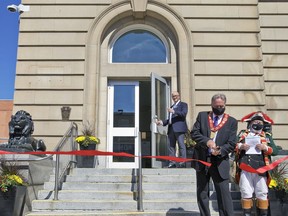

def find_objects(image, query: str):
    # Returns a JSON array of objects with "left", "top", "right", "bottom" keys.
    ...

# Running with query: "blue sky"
[{"left": 0, "top": 0, "right": 21, "bottom": 100}]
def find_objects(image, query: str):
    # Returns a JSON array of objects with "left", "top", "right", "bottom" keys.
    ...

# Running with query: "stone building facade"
[
  {"left": 14, "top": 0, "right": 288, "bottom": 167},
  {"left": 0, "top": 100, "right": 13, "bottom": 142}
]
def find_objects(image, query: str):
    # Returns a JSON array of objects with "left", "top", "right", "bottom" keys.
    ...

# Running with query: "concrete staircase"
[{"left": 25, "top": 168, "right": 242, "bottom": 216}]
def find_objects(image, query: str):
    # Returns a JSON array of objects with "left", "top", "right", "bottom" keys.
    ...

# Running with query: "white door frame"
[
  {"left": 150, "top": 73, "right": 170, "bottom": 168},
  {"left": 107, "top": 81, "right": 139, "bottom": 168}
]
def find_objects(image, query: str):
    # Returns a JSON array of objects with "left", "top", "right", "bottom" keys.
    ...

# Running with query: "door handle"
[
  {"left": 151, "top": 115, "right": 158, "bottom": 133},
  {"left": 134, "top": 127, "right": 139, "bottom": 137},
  {"left": 151, "top": 122, "right": 158, "bottom": 133}
]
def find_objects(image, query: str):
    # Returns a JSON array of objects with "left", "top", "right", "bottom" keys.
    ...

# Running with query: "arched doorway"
[{"left": 84, "top": 1, "right": 193, "bottom": 168}]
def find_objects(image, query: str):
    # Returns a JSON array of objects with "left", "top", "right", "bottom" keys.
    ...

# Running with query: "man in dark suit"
[
  {"left": 191, "top": 93, "right": 237, "bottom": 216},
  {"left": 157, "top": 91, "right": 188, "bottom": 168}
]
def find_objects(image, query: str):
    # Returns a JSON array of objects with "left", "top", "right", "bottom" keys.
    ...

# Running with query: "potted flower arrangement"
[
  {"left": 76, "top": 122, "right": 100, "bottom": 149},
  {"left": 75, "top": 136, "right": 100, "bottom": 149},
  {"left": 268, "top": 163, "right": 288, "bottom": 216},
  {"left": 184, "top": 129, "right": 196, "bottom": 149},
  {"left": 75, "top": 122, "right": 100, "bottom": 168},
  {"left": 0, "top": 160, "right": 28, "bottom": 216},
  {"left": 184, "top": 129, "right": 196, "bottom": 167}
]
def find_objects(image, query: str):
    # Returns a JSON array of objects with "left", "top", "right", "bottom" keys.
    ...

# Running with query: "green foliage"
[
  {"left": 81, "top": 121, "right": 95, "bottom": 136},
  {"left": 184, "top": 129, "right": 196, "bottom": 148},
  {"left": 269, "top": 163, "right": 288, "bottom": 193},
  {"left": 0, "top": 160, "right": 27, "bottom": 193},
  {"left": 76, "top": 121, "right": 100, "bottom": 147}
]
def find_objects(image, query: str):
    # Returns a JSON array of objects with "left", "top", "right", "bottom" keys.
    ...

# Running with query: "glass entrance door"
[
  {"left": 107, "top": 81, "right": 139, "bottom": 168},
  {"left": 151, "top": 73, "right": 170, "bottom": 168}
]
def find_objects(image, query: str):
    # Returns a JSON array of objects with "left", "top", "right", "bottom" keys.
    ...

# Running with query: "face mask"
[
  {"left": 212, "top": 107, "right": 225, "bottom": 116},
  {"left": 251, "top": 123, "right": 263, "bottom": 131}
]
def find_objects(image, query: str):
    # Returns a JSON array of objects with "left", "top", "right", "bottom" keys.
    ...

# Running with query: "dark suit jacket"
[
  {"left": 163, "top": 101, "right": 188, "bottom": 133},
  {"left": 191, "top": 111, "right": 237, "bottom": 179}
]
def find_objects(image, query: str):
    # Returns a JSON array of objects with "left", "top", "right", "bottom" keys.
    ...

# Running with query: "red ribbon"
[
  {"left": 2, "top": 149, "right": 286, "bottom": 171},
  {"left": 0, "top": 149, "right": 211, "bottom": 167},
  {"left": 239, "top": 155, "right": 288, "bottom": 174}
]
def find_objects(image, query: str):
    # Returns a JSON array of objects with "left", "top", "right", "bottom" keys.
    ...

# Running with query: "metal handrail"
[
  {"left": 137, "top": 131, "right": 144, "bottom": 211},
  {"left": 53, "top": 122, "right": 78, "bottom": 200}
]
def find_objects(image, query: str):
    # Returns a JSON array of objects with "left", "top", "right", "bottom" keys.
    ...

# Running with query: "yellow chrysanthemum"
[
  {"left": 75, "top": 135, "right": 100, "bottom": 147},
  {"left": 90, "top": 136, "right": 99, "bottom": 143},
  {"left": 0, "top": 161, "right": 28, "bottom": 193},
  {"left": 269, "top": 179, "right": 277, "bottom": 188},
  {"left": 75, "top": 136, "right": 86, "bottom": 143},
  {"left": 9, "top": 174, "right": 23, "bottom": 185}
]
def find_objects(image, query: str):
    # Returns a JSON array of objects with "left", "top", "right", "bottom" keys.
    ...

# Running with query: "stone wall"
[
  {"left": 14, "top": 0, "right": 288, "bottom": 151},
  {"left": 0, "top": 100, "right": 13, "bottom": 143}
]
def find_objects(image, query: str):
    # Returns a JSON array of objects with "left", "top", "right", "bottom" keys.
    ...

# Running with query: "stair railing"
[
  {"left": 53, "top": 122, "right": 78, "bottom": 200},
  {"left": 137, "top": 131, "right": 144, "bottom": 211}
]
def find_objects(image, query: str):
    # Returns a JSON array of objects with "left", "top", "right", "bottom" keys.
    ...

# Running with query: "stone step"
[
  {"left": 43, "top": 182, "right": 197, "bottom": 191},
  {"left": 38, "top": 190, "right": 241, "bottom": 201},
  {"left": 29, "top": 168, "right": 242, "bottom": 216},
  {"left": 31, "top": 199, "right": 241, "bottom": 211},
  {"left": 71, "top": 168, "right": 196, "bottom": 175},
  {"left": 26, "top": 210, "right": 243, "bottom": 216},
  {"left": 60, "top": 174, "right": 196, "bottom": 183},
  {"left": 37, "top": 190, "right": 198, "bottom": 200},
  {"left": 44, "top": 182, "right": 239, "bottom": 193}
]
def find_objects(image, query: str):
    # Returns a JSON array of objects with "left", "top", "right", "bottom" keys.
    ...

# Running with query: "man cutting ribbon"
[{"left": 191, "top": 93, "right": 237, "bottom": 216}]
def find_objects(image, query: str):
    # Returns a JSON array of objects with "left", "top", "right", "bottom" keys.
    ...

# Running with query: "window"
[{"left": 111, "top": 29, "right": 168, "bottom": 63}]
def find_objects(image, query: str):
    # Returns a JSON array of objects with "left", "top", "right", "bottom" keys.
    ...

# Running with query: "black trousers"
[{"left": 196, "top": 165, "right": 234, "bottom": 216}]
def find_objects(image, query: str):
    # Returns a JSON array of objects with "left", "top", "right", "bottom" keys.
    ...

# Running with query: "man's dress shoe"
[
  {"left": 168, "top": 163, "right": 176, "bottom": 168},
  {"left": 178, "top": 163, "right": 186, "bottom": 168}
]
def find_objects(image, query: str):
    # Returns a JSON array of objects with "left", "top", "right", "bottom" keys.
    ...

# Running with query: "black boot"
[
  {"left": 242, "top": 199, "right": 253, "bottom": 216},
  {"left": 256, "top": 208, "right": 268, "bottom": 216},
  {"left": 243, "top": 208, "right": 252, "bottom": 216},
  {"left": 256, "top": 199, "right": 269, "bottom": 216}
]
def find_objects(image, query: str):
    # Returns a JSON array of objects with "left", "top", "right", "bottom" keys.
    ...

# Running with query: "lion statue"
[{"left": 1, "top": 110, "right": 46, "bottom": 152}]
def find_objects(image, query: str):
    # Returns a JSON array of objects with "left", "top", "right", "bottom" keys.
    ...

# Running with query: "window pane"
[
  {"left": 155, "top": 80, "right": 168, "bottom": 158},
  {"left": 112, "top": 30, "right": 167, "bottom": 63},
  {"left": 113, "top": 85, "right": 135, "bottom": 127},
  {"left": 113, "top": 137, "right": 135, "bottom": 162}
]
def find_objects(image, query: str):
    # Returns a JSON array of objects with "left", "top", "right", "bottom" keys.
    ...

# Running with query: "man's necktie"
[{"left": 213, "top": 116, "right": 218, "bottom": 127}]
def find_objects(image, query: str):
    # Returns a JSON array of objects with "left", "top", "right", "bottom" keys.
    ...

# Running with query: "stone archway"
[{"left": 84, "top": 1, "right": 194, "bottom": 149}]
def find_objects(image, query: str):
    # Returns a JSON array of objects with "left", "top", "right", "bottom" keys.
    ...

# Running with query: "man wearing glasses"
[{"left": 157, "top": 91, "right": 188, "bottom": 168}]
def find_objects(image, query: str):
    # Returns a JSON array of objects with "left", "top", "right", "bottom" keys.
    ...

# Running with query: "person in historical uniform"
[
  {"left": 236, "top": 111, "right": 278, "bottom": 216},
  {"left": 191, "top": 93, "right": 237, "bottom": 216}
]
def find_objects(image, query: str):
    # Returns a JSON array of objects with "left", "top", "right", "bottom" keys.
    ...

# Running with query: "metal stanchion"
[
  {"left": 137, "top": 131, "right": 144, "bottom": 211},
  {"left": 54, "top": 154, "right": 60, "bottom": 200}
]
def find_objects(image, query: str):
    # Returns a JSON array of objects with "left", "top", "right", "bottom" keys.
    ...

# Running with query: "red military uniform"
[{"left": 235, "top": 111, "right": 278, "bottom": 216}]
